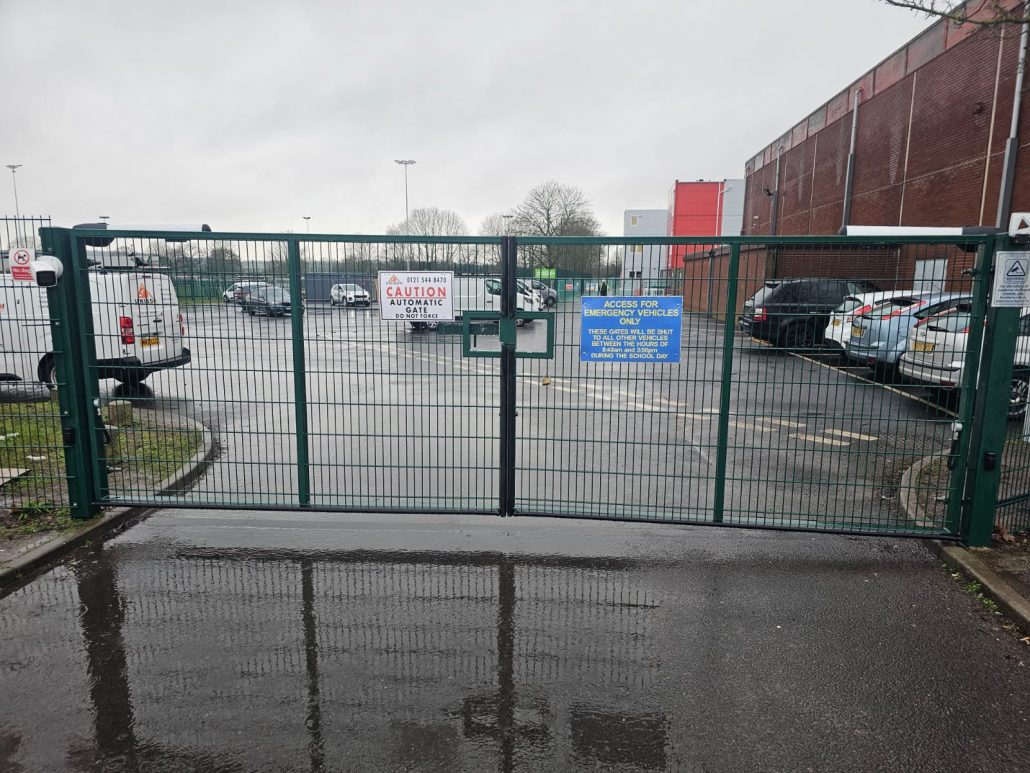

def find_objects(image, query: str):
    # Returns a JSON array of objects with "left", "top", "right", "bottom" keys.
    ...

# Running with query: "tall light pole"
[
  {"left": 99, "top": 215, "right": 110, "bottom": 223},
  {"left": 502, "top": 214, "right": 513, "bottom": 236},
  {"left": 394, "top": 159, "right": 416, "bottom": 227},
  {"left": 302, "top": 216, "right": 311, "bottom": 234},
  {"left": 6, "top": 164, "right": 22, "bottom": 244},
  {"left": 394, "top": 159, "right": 416, "bottom": 269}
]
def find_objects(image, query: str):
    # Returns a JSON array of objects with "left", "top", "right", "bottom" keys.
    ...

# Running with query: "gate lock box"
[
  {"left": 461, "top": 311, "right": 555, "bottom": 359},
  {"left": 32, "top": 255, "right": 64, "bottom": 287}
]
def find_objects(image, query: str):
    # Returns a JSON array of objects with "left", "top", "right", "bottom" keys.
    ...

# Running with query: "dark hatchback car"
[
  {"left": 740, "top": 278, "right": 878, "bottom": 348},
  {"left": 243, "top": 286, "right": 292, "bottom": 317}
]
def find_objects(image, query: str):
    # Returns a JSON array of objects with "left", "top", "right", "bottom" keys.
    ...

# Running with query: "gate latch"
[{"left": 947, "top": 421, "right": 963, "bottom": 470}]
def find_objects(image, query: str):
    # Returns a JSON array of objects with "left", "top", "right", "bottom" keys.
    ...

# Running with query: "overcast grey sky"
[{"left": 1, "top": 1, "right": 930, "bottom": 236}]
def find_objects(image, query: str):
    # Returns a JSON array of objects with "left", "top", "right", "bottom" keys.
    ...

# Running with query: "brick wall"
[{"left": 743, "top": 16, "right": 1030, "bottom": 245}]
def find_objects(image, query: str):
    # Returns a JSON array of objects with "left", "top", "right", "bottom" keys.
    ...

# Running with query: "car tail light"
[
  {"left": 119, "top": 316, "right": 135, "bottom": 345},
  {"left": 179, "top": 312, "right": 185, "bottom": 335},
  {"left": 753, "top": 307, "right": 766, "bottom": 322},
  {"left": 853, "top": 304, "right": 873, "bottom": 316},
  {"left": 960, "top": 326, "right": 969, "bottom": 334}
]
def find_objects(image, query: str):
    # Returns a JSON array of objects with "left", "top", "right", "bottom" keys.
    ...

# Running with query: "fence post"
[
  {"left": 287, "top": 238, "right": 311, "bottom": 506},
  {"left": 39, "top": 227, "right": 105, "bottom": 520},
  {"left": 498, "top": 236, "right": 517, "bottom": 517},
  {"left": 961, "top": 235, "right": 1018, "bottom": 545},
  {"left": 712, "top": 241, "right": 741, "bottom": 524}
]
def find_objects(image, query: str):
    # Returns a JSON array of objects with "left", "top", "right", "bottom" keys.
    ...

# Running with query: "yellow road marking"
[
  {"left": 823, "top": 428, "right": 879, "bottom": 441},
  {"left": 790, "top": 432, "right": 850, "bottom": 447}
]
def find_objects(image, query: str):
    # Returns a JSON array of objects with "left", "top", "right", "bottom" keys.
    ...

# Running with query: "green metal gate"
[{"left": 26, "top": 226, "right": 1019, "bottom": 544}]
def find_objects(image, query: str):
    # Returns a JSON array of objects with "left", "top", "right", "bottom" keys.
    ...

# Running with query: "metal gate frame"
[{"left": 36, "top": 226, "right": 1018, "bottom": 545}]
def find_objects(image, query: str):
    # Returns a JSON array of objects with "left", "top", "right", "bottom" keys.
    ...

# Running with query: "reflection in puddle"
[{"left": 2, "top": 546, "right": 666, "bottom": 771}]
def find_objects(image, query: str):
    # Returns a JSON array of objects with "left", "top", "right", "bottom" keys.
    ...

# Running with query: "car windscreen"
[
  {"left": 747, "top": 283, "right": 782, "bottom": 306},
  {"left": 925, "top": 308, "right": 971, "bottom": 333},
  {"left": 341, "top": 284, "right": 363, "bottom": 292},
  {"left": 862, "top": 297, "right": 925, "bottom": 318},
  {"left": 835, "top": 296, "right": 863, "bottom": 313}
]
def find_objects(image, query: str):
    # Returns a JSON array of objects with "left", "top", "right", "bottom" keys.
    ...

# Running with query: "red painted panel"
[
  {"left": 667, "top": 182, "right": 723, "bottom": 270},
  {"left": 791, "top": 121, "right": 808, "bottom": 146},
  {"left": 808, "top": 106, "right": 826, "bottom": 134},
  {"left": 849, "top": 72, "right": 875, "bottom": 107},
  {"left": 826, "top": 90, "right": 850, "bottom": 124}
]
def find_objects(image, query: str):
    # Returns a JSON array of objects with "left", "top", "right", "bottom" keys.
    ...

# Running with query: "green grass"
[{"left": 0, "top": 400, "right": 202, "bottom": 539}]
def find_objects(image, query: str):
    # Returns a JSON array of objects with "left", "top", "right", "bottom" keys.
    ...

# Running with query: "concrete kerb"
[
  {"left": 0, "top": 414, "right": 215, "bottom": 590},
  {"left": 927, "top": 541, "right": 1030, "bottom": 636},
  {"left": 897, "top": 450, "right": 1030, "bottom": 636}
]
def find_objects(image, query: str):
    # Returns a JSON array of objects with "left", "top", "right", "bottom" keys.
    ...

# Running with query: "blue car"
[{"left": 845, "top": 292, "right": 970, "bottom": 370}]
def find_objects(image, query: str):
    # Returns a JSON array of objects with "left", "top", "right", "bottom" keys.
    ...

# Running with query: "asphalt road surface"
[
  {"left": 2, "top": 513, "right": 1028, "bottom": 771},
  {"left": 108, "top": 300, "right": 957, "bottom": 534}
]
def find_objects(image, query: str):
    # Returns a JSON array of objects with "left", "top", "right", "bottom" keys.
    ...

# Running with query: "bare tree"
[
  {"left": 479, "top": 211, "right": 514, "bottom": 236},
  {"left": 386, "top": 206, "right": 469, "bottom": 267},
  {"left": 510, "top": 181, "right": 604, "bottom": 275},
  {"left": 880, "top": 0, "right": 1030, "bottom": 25}
]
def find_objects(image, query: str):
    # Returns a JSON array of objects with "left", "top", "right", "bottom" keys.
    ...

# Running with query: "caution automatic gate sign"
[{"left": 377, "top": 271, "right": 454, "bottom": 322}]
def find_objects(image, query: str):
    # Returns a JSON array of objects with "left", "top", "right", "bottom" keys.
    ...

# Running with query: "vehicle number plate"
[
  {"left": 851, "top": 325, "right": 865, "bottom": 338},
  {"left": 141, "top": 336, "right": 160, "bottom": 347},
  {"left": 832, "top": 320, "right": 841, "bottom": 327},
  {"left": 912, "top": 340, "right": 935, "bottom": 352}
]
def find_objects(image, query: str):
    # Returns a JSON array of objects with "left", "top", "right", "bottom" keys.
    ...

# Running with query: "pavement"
[{"left": 1, "top": 509, "right": 1028, "bottom": 772}]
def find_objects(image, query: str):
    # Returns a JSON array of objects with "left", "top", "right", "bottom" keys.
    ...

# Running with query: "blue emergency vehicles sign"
[{"left": 580, "top": 296, "right": 683, "bottom": 362}]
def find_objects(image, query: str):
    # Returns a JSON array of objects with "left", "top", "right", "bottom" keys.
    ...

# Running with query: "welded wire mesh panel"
[
  {"left": 515, "top": 237, "right": 984, "bottom": 537},
  {"left": 996, "top": 425, "right": 1030, "bottom": 534},
  {"left": 727, "top": 240, "right": 980, "bottom": 535},
  {"left": 515, "top": 239, "right": 722, "bottom": 521},
  {"left": 73, "top": 232, "right": 501, "bottom": 512},
  {"left": 0, "top": 216, "right": 68, "bottom": 516}
]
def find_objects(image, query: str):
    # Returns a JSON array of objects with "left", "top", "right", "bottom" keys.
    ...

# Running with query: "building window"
[
  {"left": 630, "top": 245, "right": 643, "bottom": 255},
  {"left": 630, "top": 216, "right": 639, "bottom": 227}
]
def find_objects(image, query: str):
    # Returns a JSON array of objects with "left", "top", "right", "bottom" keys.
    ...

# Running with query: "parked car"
[
  {"left": 330, "top": 283, "right": 371, "bottom": 307},
  {"left": 0, "top": 273, "right": 190, "bottom": 386},
  {"left": 529, "top": 279, "right": 558, "bottom": 308},
  {"left": 740, "top": 278, "right": 878, "bottom": 348},
  {"left": 243, "top": 286, "right": 292, "bottom": 317},
  {"left": 845, "top": 292, "right": 970, "bottom": 371},
  {"left": 223, "top": 281, "right": 271, "bottom": 304},
  {"left": 899, "top": 303, "right": 1030, "bottom": 419},
  {"left": 824, "top": 290, "right": 912, "bottom": 351}
]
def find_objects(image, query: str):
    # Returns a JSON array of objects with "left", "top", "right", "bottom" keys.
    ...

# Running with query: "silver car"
[{"left": 846, "top": 292, "right": 969, "bottom": 370}]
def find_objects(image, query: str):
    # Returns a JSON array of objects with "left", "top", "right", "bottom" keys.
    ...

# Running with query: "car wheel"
[
  {"left": 38, "top": 355, "right": 57, "bottom": 387},
  {"left": 545, "top": 297, "right": 556, "bottom": 308},
  {"left": 1009, "top": 375, "right": 1029, "bottom": 420},
  {"left": 426, "top": 321, "right": 439, "bottom": 331},
  {"left": 780, "top": 323, "right": 815, "bottom": 350},
  {"left": 330, "top": 298, "right": 337, "bottom": 307},
  {"left": 516, "top": 318, "right": 526, "bottom": 327}
]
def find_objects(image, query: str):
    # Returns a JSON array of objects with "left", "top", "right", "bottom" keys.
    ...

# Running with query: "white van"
[
  {"left": 410, "top": 276, "right": 535, "bottom": 330},
  {"left": 0, "top": 271, "right": 190, "bottom": 386}
]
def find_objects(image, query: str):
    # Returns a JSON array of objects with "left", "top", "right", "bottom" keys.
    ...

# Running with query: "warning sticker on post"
[
  {"left": 992, "top": 251, "right": 1030, "bottom": 307},
  {"left": 580, "top": 296, "right": 683, "bottom": 363},
  {"left": 378, "top": 271, "right": 454, "bottom": 321},
  {"left": 8, "top": 247, "right": 35, "bottom": 282}
]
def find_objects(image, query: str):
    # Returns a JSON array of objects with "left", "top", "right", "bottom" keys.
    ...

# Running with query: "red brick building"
[{"left": 743, "top": 0, "right": 1027, "bottom": 238}]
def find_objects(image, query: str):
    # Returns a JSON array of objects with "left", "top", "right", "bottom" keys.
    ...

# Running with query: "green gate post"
[
  {"left": 287, "top": 238, "right": 311, "bottom": 506},
  {"left": 961, "top": 235, "right": 1020, "bottom": 546},
  {"left": 39, "top": 227, "right": 106, "bottom": 520},
  {"left": 711, "top": 242, "right": 741, "bottom": 524}
]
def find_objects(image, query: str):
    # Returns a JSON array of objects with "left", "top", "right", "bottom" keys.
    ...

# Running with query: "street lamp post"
[
  {"left": 302, "top": 216, "right": 311, "bottom": 234},
  {"left": 502, "top": 214, "right": 513, "bottom": 236},
  {"left": 6, "top": 164, "right": 22, "bottom": 244},
  {"left": 394, "top": 159, "right": 416, "bottom": 269}
]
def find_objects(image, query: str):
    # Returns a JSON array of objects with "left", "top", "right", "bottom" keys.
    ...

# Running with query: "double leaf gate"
[{"left": 24, "top": 226, "right": 1024, "bottom": 544}]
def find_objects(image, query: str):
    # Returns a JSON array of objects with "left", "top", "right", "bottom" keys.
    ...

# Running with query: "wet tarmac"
[{"left": 2, "top": 511, "right": 1029, "bottom": 771}]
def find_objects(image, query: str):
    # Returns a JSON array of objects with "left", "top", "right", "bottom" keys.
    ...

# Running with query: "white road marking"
[
  {"left": 755, "top": 417, "right": 807, "bottom": 429},
  {"left": 731, "top": 421, "right": 775, "bottom": 433}
]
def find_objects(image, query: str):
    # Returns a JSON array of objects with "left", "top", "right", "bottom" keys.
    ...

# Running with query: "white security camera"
[{"left": 32, "top": 255, "right": 64, "bottom": 287}]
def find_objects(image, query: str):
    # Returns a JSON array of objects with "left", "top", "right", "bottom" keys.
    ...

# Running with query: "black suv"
[{"left": 740, "top": 278, "right": 878, "bottom": 348}]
